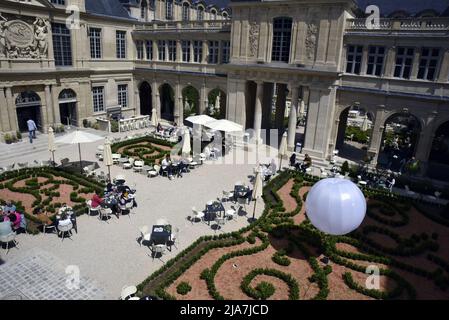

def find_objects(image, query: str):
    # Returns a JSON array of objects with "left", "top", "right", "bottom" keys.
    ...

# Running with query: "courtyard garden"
[
  {"left": 137, "top": 170, "right": 449, "bottom": 300},
  {"left": 111, "top": 136, "right": 177, "bottom": 166},
  {"left": 0, "top": 167, "right": 104, "bottom": 234}
]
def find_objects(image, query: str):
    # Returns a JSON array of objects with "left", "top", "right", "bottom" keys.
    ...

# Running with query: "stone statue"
[
  {"left": 248, "top": 21, "right": 259, "bottom": 57},
  {"left": 33, "top": 17, "right": 50, "bottom": 57},
  {"left": 0, "top": 14, "right": 7, "bottom": 58},
  {"left": 305, "top": 22, "right": 318, "bottom": 61}
]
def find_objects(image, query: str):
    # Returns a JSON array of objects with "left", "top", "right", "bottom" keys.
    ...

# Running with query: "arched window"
[
  {"left": 197, "top": 6, "right": 204, "bottom": 21},
  {"left": 166, "top": 0, "right": 173, "bottom": 20},
  {"left": 222, "top": 11, "right": 228, "bottom": 20},
  {"left": 211, "top": 9, "right": 217, "bottom": 20},
  {"left": 271, "top": 17, "right": 292, "bottom": 63},
  {"left": 182, "top": 2, "right": 190, "bottom": 21}
]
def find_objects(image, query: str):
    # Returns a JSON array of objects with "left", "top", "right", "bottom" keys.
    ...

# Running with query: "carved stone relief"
[
  {"left": 0, "top": 13, "right": 50, "bottom": 59},
  {"left": 248, "top": 20, "right": 259, "bottom": 57},
  {"left": 305, "top": 16, "right": 319, "bottom": 61}
]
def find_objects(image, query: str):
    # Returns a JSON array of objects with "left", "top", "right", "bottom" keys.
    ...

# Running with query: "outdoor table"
[
  {"left": 205, "top": 202, "right": 225, "bottom": 225},
  {"left": 150, "top": 225, "right": 172, "bottom": 250},
  {"left": 234, "top": 185, "right": 249, "bottom": 202}
]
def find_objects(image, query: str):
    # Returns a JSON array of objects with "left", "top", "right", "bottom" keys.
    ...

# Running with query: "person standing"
[{"left": 27, "top": 118, "right": 37, "bottom": 143}]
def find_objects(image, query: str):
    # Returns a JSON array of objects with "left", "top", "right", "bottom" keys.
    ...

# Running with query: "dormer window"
[
  {"left": 197, "top": 6, "right": 204, "bottom": 21},
  {"left": 211, "top": 9, "right": 217, "bottom": 20},
  {"left": 166, "top": 0, "right": 174, "bottom": 20},
  {"left": 182, "top": 2, "right": 190, "bottom": 21}
]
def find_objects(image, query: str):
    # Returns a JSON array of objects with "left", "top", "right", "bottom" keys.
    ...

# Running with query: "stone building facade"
[{"left": 1, "top": 0, "right": 449, "bottom": 179}]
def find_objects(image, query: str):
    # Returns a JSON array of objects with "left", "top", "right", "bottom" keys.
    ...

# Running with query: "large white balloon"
[{"left": 305, "top": 178, "right": 366, "bottom": 235}]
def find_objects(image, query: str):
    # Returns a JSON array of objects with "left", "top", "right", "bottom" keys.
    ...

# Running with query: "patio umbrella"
[
  {"left": 55, "top": 130, "right": 104, "bottom": 173},
  {"left": 181, "top": 128, "right": 191, "bottom": 157},
  {"left": 278, "top": 132, "right": 288, "bottom": 171},
  {"left": 48, "top": 127, "right": 56, "bottom": 166},
  {"left": 361, "top": 115, "right": 369, "bottom": 132},
  {"left": 103, "top": 138, "right": 113, "bottom": 183},
  {"left": 250, "top": 168, "right": 264, "bottom": 222},
  {"left": 204, "top": 119, "right": 243, "bottom": 132},
  {"left": 151, "top": 108, "right": 158, "bottom": 127}
]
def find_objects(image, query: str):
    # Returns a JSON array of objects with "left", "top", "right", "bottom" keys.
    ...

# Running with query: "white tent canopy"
[
  {"left": 185, "top": 114, "right": 216, "bottom": 126},
  {"left": 204, "top": 119, "right": 243, "bottom": 132}
]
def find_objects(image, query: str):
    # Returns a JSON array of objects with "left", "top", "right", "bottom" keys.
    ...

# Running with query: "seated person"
[
  {"left": 33, "top": 207, "right": 56, "bottom": 230},
  {"left": 106, "top": 182, "right": 114, "bottom": 193},
  {"left": 268, "top": 159, "right": 277, "bottom": 174},
  {"left": 290, "top": 153, "right": 297, "bottom": 167},
  {"left": 58, "top": 203, "right": 70, "bottom": 215},
  {"left": 300, "top": 154, "right": 312, "bottom": 173},
  {"left": 3, "top": 201, "right": 16, "bottom": 214},
  {"left": 0, "top": 215, "right": 13, "bottom": 237},
  {"left": 157, "top": 123, "right": 163, "bottom": 133},
  {"left": 91, "top": 192, "right": 103, "bottom": 209},
  {"left": 161, "top": 155, "right": 173, "bottom": 177},
  {"left": 7, "top": 211, "right": 21, "bottom": 231}
]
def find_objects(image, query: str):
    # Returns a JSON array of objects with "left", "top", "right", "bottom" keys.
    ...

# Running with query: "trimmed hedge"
[{"left": 241, "top": 268, "right": 299, "bottom": 300}]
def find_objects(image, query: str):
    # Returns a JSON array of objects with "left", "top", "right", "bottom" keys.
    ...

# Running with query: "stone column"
[
  {"left": 253, "top": 81, "right": 264, "bottom": 143},
  {"left": 410, "top": 47, "right": 421, "bottom": 80},
  {"left": 361, "top": 46, "right": 369, "bottom": 75},
  {"left": 153, "top": 40, "right": 158, "bottom": 61},
  {"left": 200, "top": 84, "right": 207, "bottom": 114},
  {"left": 287, "top": 84, "right": 299, "bottom": 150},
  {"left": 174, "top": 82, "right": 183, "bottom": 124},
  {"left": 5, "top": 87, "right": 18, "bottom": 132},
  {"left": 176, "top": 40, "right": 182, "bottom": 63},
  {"left": 384, "top": 46, "right": 396, "bottom": 78},
  {"left": 134, "top": 86, "right": 141, "bottom": 116},
  {"left": 44, "top": 85, "right": 54, "bottom": 126},
  {"left": 151, "top": 81, "right": 160, "bottom": 118},
  {"left": 0, "top": 88, "right": 10, "bottom": 132},
  {"left": 414, "top": 112, "right": 438, "bottom": 175},
  {"left": 367, "top": 105, "right": 386, "bottom": 166}
]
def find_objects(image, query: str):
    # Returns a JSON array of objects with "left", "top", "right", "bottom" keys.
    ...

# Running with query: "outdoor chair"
[
  {"left": 138, "top": 226, "right": 151, "bottom": 247},
  {"left": 0, "top": 232, "right": 19, "bottom": 254},
  {"left": 85, "top": 199, "right": 97, "bottom": 215},
  {"left": 151, "top": 244, "right": 167, "bottom": 262},
  {"left": 169, "top": 227, "right": 179, "bottom": 249},
  {"left": 148, "top": 165, "right": 160, "bottom": 178},
  {"left": 190, "top": 207, "right": 204, "bottom": 224},
  {"left": 237, "top": 197, "right": 248, "bottom": 215},
  {"left": 225, "top": 209, "right": 236, "bottom": 220},
  {"left": 222, "top": 191, "right": 235, "bottom": 203},
  {"left": 133, "top": 160, "right": 144, "bottom": 172},
  {"left": 57, "top": 222, "right": 74, "bottom": 242},
  {"left": 120, "top": 286, "right": 137, "bottom": 300},
  {"left": 161, "top": 166, "right": 170, "bottom": 177},
  {"left": 123, "top": 158, "right": 134, "bottom": 170},
  {"left": 320, "top": 167, "right": 328, "bottom": 178},
  {"left": 99, "top": 207, "right": 112, "bottom": 222},
  {"left": 17, "top": 162, "right": 28, "bottom": 169},
  {"left": 214, "top": 216, "right": 227, "bottom": 232}
]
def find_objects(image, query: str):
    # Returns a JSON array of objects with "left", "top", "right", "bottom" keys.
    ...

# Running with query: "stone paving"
[{"left": 0, "top": 248, "right": 106, "bottom": 300}]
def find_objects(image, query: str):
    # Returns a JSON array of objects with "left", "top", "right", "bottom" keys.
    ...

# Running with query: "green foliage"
[
  {"left": 241, "top": 268, "right": 299, "bottom": 300},
  {"left": 16, "top": 131, "right": 22, "bottom": 140},
  {"left": 254, "top": 282, "right": 275, "bottom": 300},
  {"left": 176, "top": 282, "right": 192, "bottom": 295},
  {"left": 345, "top": 126, "right": 371, "bottom": 144},
  {"left": 272, "top": 250, "right": 291, "bottom": 266},
  {"left": 110, "top": 120, "right": 119, "bottom": 133}
]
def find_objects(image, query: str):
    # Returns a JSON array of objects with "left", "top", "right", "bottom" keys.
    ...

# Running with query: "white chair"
[
  {"left": 112, "top": 154, "right": 121, "bottom": 165},
  {"left": 225, "top": 209, "right": 236, "bottom": 220},
  {"left": 170, "top": 227, "right": 179, "bottom": 249},
  {"left": 123, "top": 158, "right": 134, "bottom": 170},
  {"left": 58, "top": 222, "right": 73, "bottom": 242},
  {"left": 320, "top": 168, "right": 328, "bottom": 178},
  {"left": 86, "top": 200, "right": 100, "bottom": 217},
  {"left": 0, "top": 232, "right": 18, "bottom": 254},
  {"left": 139, "top": 226, "right": 151, "bottom": 247},
  {"left": 151, "top": 244, "right": 166, "bottom": 262},
  {"left": 191, "top": 207, "right": 204, "bottom": 224},
  {"left": 148, "top": 165, "right": 160, "bottom": 178},
  {"left": 133, "top": 160, "right": 144, "bottom": 172},
  {"left": 99, "top": 207, "right": 112, "bottom": 222},
  {"left": 222, "top": 191, "right": 235, "bottom": 203},
  {"left": 121, "top": 286, "right": 137, "bottom": 300}
]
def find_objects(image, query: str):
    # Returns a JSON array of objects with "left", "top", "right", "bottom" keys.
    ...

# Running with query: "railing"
[
  {"left": 119, "top": 115, "right": 151, "bottom": 133},
  {"left": 134, "top": 20, "right": 231, "bottom": 32},
  {"left": 346, "top": 18, "right": 449, "bottom": 31}
]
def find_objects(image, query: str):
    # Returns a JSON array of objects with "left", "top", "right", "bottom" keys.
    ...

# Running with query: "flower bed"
[
  {"left": 0, "top": 167, "right": 104, "bottom": 234},
  {"left": 138, "top": 170, "right": 449, "bottom": 300}
]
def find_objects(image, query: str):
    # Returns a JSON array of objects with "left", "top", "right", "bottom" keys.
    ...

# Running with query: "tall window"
[
  {"left": 366, "top": 46, "right": 385, "bottom": 76},
  {"left": 168, "top": 40, "right": 176, "bottom": 61},
  {"left": 221, "top": 41, "right": 230, "bottom": 64},
  {"left": 271, "top": 17, "right": 292, "bottom": 63},
  {"left": 136, "top": 40, "right": 144, "bottom": 60},
  {"left": 208, "top": 41, "right": 219, "bottom": 64},
  {"left": 146, "top": 40, "right": 153, "bottom": 60},
  {"left": 182, "top": 3, "right": 190, "bottom": 21},
  {"left": 118, "top": 84, "right": 128, "bottom": 108},
  {"left": 116, "top": 31, "right": 127, "bottom": 59},
  {"left": 345, "top": 45, "right": 363, "bottom": 74},
  {"left": 92, "top": 87, "right": 104, "bottom": 113},
  {"left": 52, "top": 23, "right": 72, "bottom": 66},
  {"left": 182, "top": 40, "right": 191, "bottom": 62},
  {"left": 166, "top": 0, "right": 173, "bottom": 20},
  {"left": 51, "top": 0, "right": 65, "bottom": 5},
  {"left": 197, "top": 6, "right": 204, "bottom": 21},
  {"left": 158, "top": 40, "right": 166, "bottom": 61},
  {"left": 394, "top": 47, "right": 414, "bottom": 79},
  {"left": 193, "top": 40, "right": 202, "bottom": 63},
  {"left": 417, "top": 48, "right": 440, "bottom": 81},
  {"left": 89, "top": 28, "right": 102, "bottom": 59}
]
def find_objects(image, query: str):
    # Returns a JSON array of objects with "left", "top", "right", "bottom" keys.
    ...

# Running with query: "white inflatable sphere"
[{"left": 305, "top": 178, "right": 367, "bottom": 235}]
